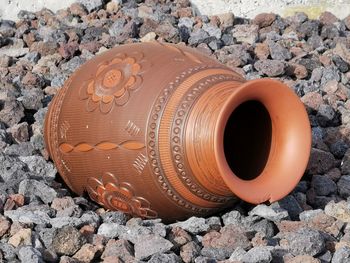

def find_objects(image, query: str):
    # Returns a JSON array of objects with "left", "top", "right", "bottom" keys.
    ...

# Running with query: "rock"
[
  {"left": 61, "top": 56, "right": 85, "bottom": 74},
  {"left": 76, "top": 211, "right": 100, "bottom": 228},
  {"left": 332, "top": 246, "right": 350, "bottom": 263},
  {"left": 322, "top": 79, "right": 339, "bottom": 94},
  {"left": 73, "top": 244, "right": 99, "bottom": 263},
  {"left": 268, "top": 41, "right": 292, "bottom": 61},
  {"left": 241, "top": 246, "right": 273, "bottom": 263},
  {"left": 4, "top": 196, "right": 23, "bottom": 211},
  {"left": 51, "top": 226, "right": 86, "bottom": 256},
  {"left": 168, "top": 226, "right": 192, "bottom": 248},
  {"left": 0, "top": 153, "right": 30, "bottom": 191},
  {"left": 0, "top": 100, "right": 25, "bottom": 127},
  {"left": 18, "top": 246, "right": 43, "bottom": 263},
  {"left": 249, "top": 218, "right": 276, "bottom": 238},
  {"left": 216, "top": 44, "right": 251, "bottom": 66},
  {"left": 171, "top": 217, "right": 210, "bottom": 234},
  {"left": 42, "top": 249, "right": 58, "bottom": 262},
  {"left": 231, "top": 24, "right": 259, "bottom": 44},
  {"left": 341, "top": 149, "right": 350, "bottom": 174},
  {"left": 337, "top": 176, "right": 350, "bottom": 198},
  {"left": 0, "top": 243, "right": 16, "bottom": 261},
  {"left": 69, "top": 3, "right": 87, "bottom": 16},
  {"left": 325, "top": 200, "right": 350, "bottom": 222},
  {"left": 117, "top": 218, "right": 165, "bottom": 244},
  {"left": 0, "top": 216, "right": 10, "bottom": 237},
  {"left": 301, "top": 92, "right": 323, "bottom": 112},
  {"left": 38, "top": 227, "right": 57, "bottom": 249},
  {"left": 188, "top": 29, "right": 211, "bottom": 45},
  {"left": 200, "top": 247, "right": 228, "bottom": 260},
  {"left": 281, "top": 228, "right": 325, "bottom": 256},
  {"left": 180, "top": 241, "right": 200, "bottom": 263},
  {"left": 253, "top": 13, "right": 276, "bottom": 28},
  {"left": 221, "top": 210, "right": 242, "bottom": 226},
  {"left": 109, "top": 19, "right": 137, "bottom": 43},
  {"left": 101, "top": 239, "right": 134, "bottom": 261},
  {"left": 51, "top": 197, "right": 82, "bottom": 217},
  {"left": 134, "top": 234, "right": 174, "bottom": 260},
  {"left": 297, "top": 20, "right": 320, "bottom": 38},
  {"left": 140, "top": 32, "right": 157, "bottom": 42},
  {"left": 277, "top": 195, "right": 303, "bottom": 221},
  {"left": 202, "top": 23, "right": 221, "bottom": 39},
  {"left": 7, "top": 122, "right": 29, "bottom": 143},
  {"left": 307, "top": 35, "right": 324, "bottom": 49},
  {"left": 254, "top": 43, "right": 270, "bottom": 60},
  {"left": 97, "top": 223, "right": 125, "bottom": 239},
  {"left": 205, "top": 216, "right": 221, "bottom": 230},
  {"left": 8, "top": 228, "right": 32, "bottom": 247},
  {"left": 77, "top": 0, "right": 103, "bottom": 13},
  {"left": 148, "top": 252, "right": 181, "bottom": 263},
  {"left": 18, "top": 88, "right": 44, "bottom": 110},
  {"left": 311, "top": 175, "right": 337, "bottom": 196},
  {"left": 202, "top": 224, "right": 251, "bottom": 256},
  {"left": 30, "top": 41, "right": 58, "bottom": 56},
  {"left": 321, "top": 24, "right": 339, "bottom": 39},
  {"left": 19, "top": 155, "right": 57, "bottom": 181},
  {"left": 4, "top": 206, "right": 51, "bottom": 225},
  {"left": 178, "top": 17, "right": 194, "bottom": 29},
  {"left": 319, "top": 11, "right": 338, "bottom": 25},
  {"left": 59, "top": 256, "right": 80, "bottom": 263},
  {"left": 217, "top": 13, "right": 235, "bottom": 29},
  {"left": 0, "top": 45, "right": 29, "bottom": 57},
  {"left": 254, "top": 59, "right": 285, "bottom": 77},
  {"left": 321, "top": 66, "right": 340, "bottom": 85},
  {"left": 249, "top": 204, "right": 289, "bottom": 222},
  {"left": 58, "top": 42, "right": 79, "bottom": 59},
  {"left": 156, "top": 20, "right": 179, "bottom": 42},
  {"left": 332, "top": 55, "right": 349, "bottom": 73},
  {"left": 299, "top": 209, "right": 324, "bottom": 222},
  {"left": 106, "top": 0, "right": 120, "bottom": 13},
  {"left": 286, "top": 255, "right": 320, "bottom": 263},
  {"left": 307, "top": 148, "right": 335, "bottom": 175},
  {"left": 229, "top": 247, "right": 247, "bottom": 261},
  {"left": 101, "top": 211, "right": 128, "bottom": 225},
  {"left": 0, "top": 55, "right": 12, "bottom": 67},
  {"left": 319, "top": 252, "right": 332, "bottom": 263},
  {"left": 18, "top": 179, "right": 57, "bottom": 204},
  {"left": 300, "top": 210, "right": 337, "bottom": 234}
]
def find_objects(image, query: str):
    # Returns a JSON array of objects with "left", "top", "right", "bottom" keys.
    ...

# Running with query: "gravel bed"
[{"left": 0, "top": 0, "right": 350, "bottom": 262}]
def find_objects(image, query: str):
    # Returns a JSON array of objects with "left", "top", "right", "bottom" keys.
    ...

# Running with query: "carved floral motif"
[
  {"left": 79, "top": 52, "right": 150, "bottom": 113},
  {"left": 86, "top": 172, "right": 157, "bottom": 218}
]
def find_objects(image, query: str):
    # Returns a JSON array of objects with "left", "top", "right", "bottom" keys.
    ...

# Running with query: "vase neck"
[{"left": 184, "top": 81, "right": 241, "bottom": 196}]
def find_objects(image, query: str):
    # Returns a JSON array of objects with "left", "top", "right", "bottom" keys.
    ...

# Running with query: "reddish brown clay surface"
[{"left": 44, "top": 42, "right": 311, "bottom": 222}]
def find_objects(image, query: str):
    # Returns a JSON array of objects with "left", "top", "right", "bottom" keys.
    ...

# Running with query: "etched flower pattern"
[
  {"left": 86, "top": 172, "right": 157, "bottom": 219},
  {"left": 79, "top": 52, "right": 150, "bottom": 113}
]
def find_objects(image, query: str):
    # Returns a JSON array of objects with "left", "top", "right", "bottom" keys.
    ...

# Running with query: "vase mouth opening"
[
  {"left": 214, "top": 79, "right": 311, "bottom": 204},
  {"left": 223, "top": 100, "right": 272, "bottom": 181}
]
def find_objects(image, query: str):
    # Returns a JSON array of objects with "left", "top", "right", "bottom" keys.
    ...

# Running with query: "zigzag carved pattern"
[{"left": 59, "top": 140, "right": 145, "bottom": 153}]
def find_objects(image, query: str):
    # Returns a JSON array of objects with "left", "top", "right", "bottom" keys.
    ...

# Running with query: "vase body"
[{"left": 44, "top": 42, "right": 311, "bottom": 222}]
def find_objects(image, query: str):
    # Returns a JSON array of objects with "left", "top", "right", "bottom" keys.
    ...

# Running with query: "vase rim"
[{"left": 214, "top": 78, "right": 312, "bottom": 204}]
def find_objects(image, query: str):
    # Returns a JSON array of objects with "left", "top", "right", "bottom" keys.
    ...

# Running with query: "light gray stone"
[
  {"left": 134, "top": 234, "right": 174, "bottom": 260},
  {"left": 171, "top": 217, "right": 210, "bottom": 234},
  {"left": 18, "top": 179, "right": 57, "bottom": 204},
  {"left": 249, "top": 204, "right": 289, "bottom": 222},
  {"left": 241, "top": 246, "right": 273, "bottom": 263}
]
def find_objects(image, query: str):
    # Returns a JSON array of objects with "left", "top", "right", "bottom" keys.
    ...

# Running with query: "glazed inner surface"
[{"left": 223, "top": 100, "right": 272, "bottom": 181}]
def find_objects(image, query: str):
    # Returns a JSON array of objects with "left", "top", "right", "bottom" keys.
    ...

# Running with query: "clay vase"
[{"left": 44, "top": 42, "right": 311, "bottom": 222}]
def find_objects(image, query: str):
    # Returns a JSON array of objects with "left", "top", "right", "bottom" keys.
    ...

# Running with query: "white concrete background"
[
  {"left": 0, "top": 0, "right": 76, "bottom": 20},
  {"left": 0, "top": 0, "right": 349, "bottom": 21},
  {"left": 191, "top": 0, "right": 350, "bottom": 19}
]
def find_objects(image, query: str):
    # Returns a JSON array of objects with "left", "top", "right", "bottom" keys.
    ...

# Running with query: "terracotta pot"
[{"left": 44, "top": 42, "right": 311, "bottom": 222}]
